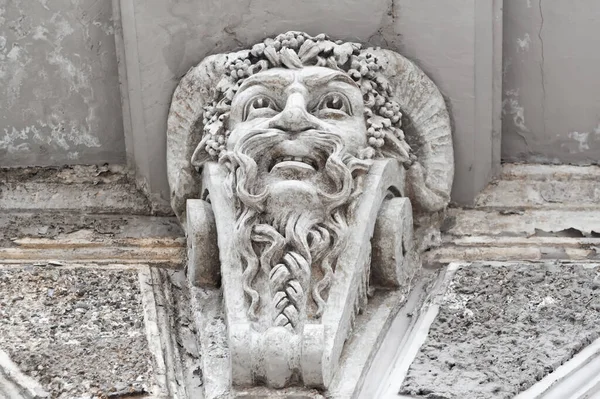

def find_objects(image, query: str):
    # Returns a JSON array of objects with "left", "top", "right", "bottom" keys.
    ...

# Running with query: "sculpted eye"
[
  {"left": 315, "top": 93, "right": 351, "bottom": 118},
  {"left": 244, "top": 95, "right": 278, "bottom": 121}
]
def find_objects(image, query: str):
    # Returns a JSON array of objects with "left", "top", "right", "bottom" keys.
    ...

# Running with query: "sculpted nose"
[{"left": 269, "top": 92, "right": 318, "bottom": 133}]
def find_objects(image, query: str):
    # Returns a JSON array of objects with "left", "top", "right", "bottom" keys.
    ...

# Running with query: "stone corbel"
[
  {"left": 186, "top": 159, "right": 415, "bottom": 390},
  {"left": 167, "top": 31, "right": 453, "bottom": 398}
]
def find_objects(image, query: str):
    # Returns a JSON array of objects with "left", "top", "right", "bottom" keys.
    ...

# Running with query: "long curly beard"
[{"left": 220, "top": 129, "right": 371, "bottom": 331}]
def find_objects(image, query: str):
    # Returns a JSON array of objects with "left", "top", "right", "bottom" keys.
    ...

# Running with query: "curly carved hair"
[{"left": 196, "top": 31, "right": 415, "bottom": 166}]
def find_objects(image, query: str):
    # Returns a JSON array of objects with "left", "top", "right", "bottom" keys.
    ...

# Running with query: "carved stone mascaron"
[{"left": 166, "top": 31, "right": 453, "bottom": 397}]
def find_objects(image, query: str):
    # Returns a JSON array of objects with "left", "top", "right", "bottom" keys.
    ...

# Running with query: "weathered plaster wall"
[
  {"left": 388, "top": 0, "right": 503, "bottom": 205},
  {"left": 0, "top": 0, "right": 125, "bottom": 167},
  {"left": 117, "top": 0, "right": 502, "bottom": 208},
  {"left": 503, "top": 0, "right": 600, "bottom": 164}
]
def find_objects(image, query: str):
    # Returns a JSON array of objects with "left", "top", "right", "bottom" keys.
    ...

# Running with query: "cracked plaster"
[{"left": 502, "top": 0, "right": 600, "bottom": 164}]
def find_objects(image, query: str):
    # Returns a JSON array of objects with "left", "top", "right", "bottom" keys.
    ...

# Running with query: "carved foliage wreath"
[{"left": 194, "top": 31, "right": 414, "bottom": 167}]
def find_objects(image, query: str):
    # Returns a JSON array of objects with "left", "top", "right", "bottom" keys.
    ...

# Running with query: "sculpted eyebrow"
[
  {"left": 237, "top": 75, "right": 293, "bottom": 92},
  {"left": 236, "top": 71, "right": 357, "bottom": 95},
  {"left": 303, "top": 73, "right": 357, "bottom": 88}
]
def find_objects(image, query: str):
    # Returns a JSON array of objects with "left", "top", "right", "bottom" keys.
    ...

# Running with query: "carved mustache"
[
  {"left": 226, "top": 128, "right": 371, "bottom": 217},
  {"left": 233, "top": 128, "right": 346, "bottom": 172}
]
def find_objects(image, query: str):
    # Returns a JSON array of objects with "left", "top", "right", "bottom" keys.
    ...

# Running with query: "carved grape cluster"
[{"left": 200, "top": 31, "right": 413, "bottom": 165}]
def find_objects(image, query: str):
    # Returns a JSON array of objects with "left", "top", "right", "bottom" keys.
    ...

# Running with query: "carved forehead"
[{"left": 237, "top": 66, "right": 359, "bottom": 93}]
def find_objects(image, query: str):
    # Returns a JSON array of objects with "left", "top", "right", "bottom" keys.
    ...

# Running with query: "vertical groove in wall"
[
  {"left": 537, "top": 0, "right": 547, "bottom": 138},
  {"left": 115, "top": 0, "right": 154, "bottom": 204},
  {"left": 112, "top": 0, "right": 135, "bottom": 173},
  {"left": 492, "top": 0, "right": 504, "bottom": 175},
  {"left": 473, "top": 0, "right": 498, "bottom": 194}
]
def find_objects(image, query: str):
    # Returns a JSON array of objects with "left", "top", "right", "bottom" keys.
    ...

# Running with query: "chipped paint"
[
  {"left": 502, "top": 89, "right": 530, "bottom": 133},
  {"left": 0, "top": 0, "right": 125, "bottom": 166},
  {"left": 427, "top": 164, "right": 600, "bottom": 264},
  {"left": 516, "top": 33, "right": 531, "bottom": 52},
  {"left": 503, "top": 1, "right": 600, "bottom": 165},
  {"left": 1, "top": 120, "right": 101, "bottom": 153},
  {"left": 560, "top": 122, "right": 600, "bottom": 155},
  {"left": 568, "top": 131, "right": 590, "bottom": 152},
  {"left": 92, "top": 21, "right": 115, "bottom": 36}
]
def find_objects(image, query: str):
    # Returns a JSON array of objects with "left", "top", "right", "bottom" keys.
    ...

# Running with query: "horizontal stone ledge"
[
  {"left": 0, "top": 263, "right": 157, "bottom": 270},
  {"left": 424, "top": 245, "right": 600, "bottom": 264},
  {"left": 499, "top": 164, "right": 600, "bottom": 181},
  {"left": 444, "top": 236, "right": 600, "bottom": 247},
  {"left": 0, "top": 183, "right": 152, "bottom": 214},
  {"left": 474, "top": 180, "right": 600, "bottom": 208},
  {"left": 0, "top": 212, "right": 183, "bottom": 246},
  {"left": 470, "top": 164, "right": 600, "bottom": 209},
  {"left": 0, "top": 165, "right": 173, "bottom": 215},
  {"left": 0, "top": 165, "right": 131, "bottom": 185},
  {"left": 10, "top": 236, "right": 185, "bottom": 249},
  {"left": 0, "top": 246, "right": 184, "bottom": 267},
  {"left": 444, "top": 209, "right": 600, "bottom": 237}
]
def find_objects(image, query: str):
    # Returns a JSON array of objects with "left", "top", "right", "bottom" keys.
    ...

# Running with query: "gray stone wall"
[
  {"left": 0, "top": 0, "right": 125, "bottom": 167},
  {"left": 502, "top": 0, "right": 600, "bottom": 164}
]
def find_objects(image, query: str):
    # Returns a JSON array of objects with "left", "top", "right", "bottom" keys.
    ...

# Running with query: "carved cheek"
[
  {"left": 226, "top": 117, "right": 273, "bottom": 150},
  {"left": 325, "top": 117, "right": 368, "bottom": 151},
  {"left": 226, "top": 126, "right": 249, "bottom": 150}
]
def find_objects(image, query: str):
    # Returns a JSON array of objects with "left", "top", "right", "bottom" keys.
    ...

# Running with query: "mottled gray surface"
[
  {"left": 0, "top": 165, "right": 158, "bottom": 216},
  {"left": 502, "top": 1, "right": 600, "bottom": 164},
  {"left": 0, "top": 0, "right": 125, "bottom": 166},
  {"left": 0, "top": 212, "right": 183, "bottom": 248},
  {"left": 401, "top": 262, "right": 600, "bottom": 399},
  {"left": 0, "top": 266, "right": 154, "bottom": 398}
]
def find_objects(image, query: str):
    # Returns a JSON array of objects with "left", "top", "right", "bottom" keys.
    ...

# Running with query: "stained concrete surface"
[
  {"left": 502, "top": 0, "right": 600, "bottom": 164},
  {"left": 0, "top": 0, "right": 125, "bottom": 167},
  {"left": 0, "top": 212, "right": 183, "bottom": 248},
  {"left": 0, "top": 165, "right": 132, "bottom": 185},
  {"left": 0, "top": 266, "right": 154, "bottom": 398},
  {"left": 400, "top": 262, "right": 600, "bottom": 399},
  {"left": 0, "top": 165, "right": 156, "bottom": 215}
]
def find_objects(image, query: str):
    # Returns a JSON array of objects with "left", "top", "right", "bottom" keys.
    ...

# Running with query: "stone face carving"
[
  {"left": 204, "top": 66, "right": 375, "bottom": 328},
  {"left": 167, "top": 31, "right": 453, "bottom": 396}
]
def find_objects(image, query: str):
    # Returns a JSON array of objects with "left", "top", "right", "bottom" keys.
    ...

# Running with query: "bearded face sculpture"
[
  {"left": 167, "top": 31, "right": 453, "bottom": 396},
  {"left": 218, "top": 67, "right": 375, "bottom": 329}
]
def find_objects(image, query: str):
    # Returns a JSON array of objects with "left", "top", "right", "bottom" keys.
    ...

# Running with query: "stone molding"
[{"left": 0, "top": 350, "right": 49, "bottom": 399}]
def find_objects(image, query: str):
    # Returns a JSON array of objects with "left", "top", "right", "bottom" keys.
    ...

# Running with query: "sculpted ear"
[{"left": 191, "top": 136, "right": 211, "bottom": 168}]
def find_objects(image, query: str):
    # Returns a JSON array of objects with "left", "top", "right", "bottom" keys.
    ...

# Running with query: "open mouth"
[{"left": 269, "top": 156, "right": 319, "bottom": 172}]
